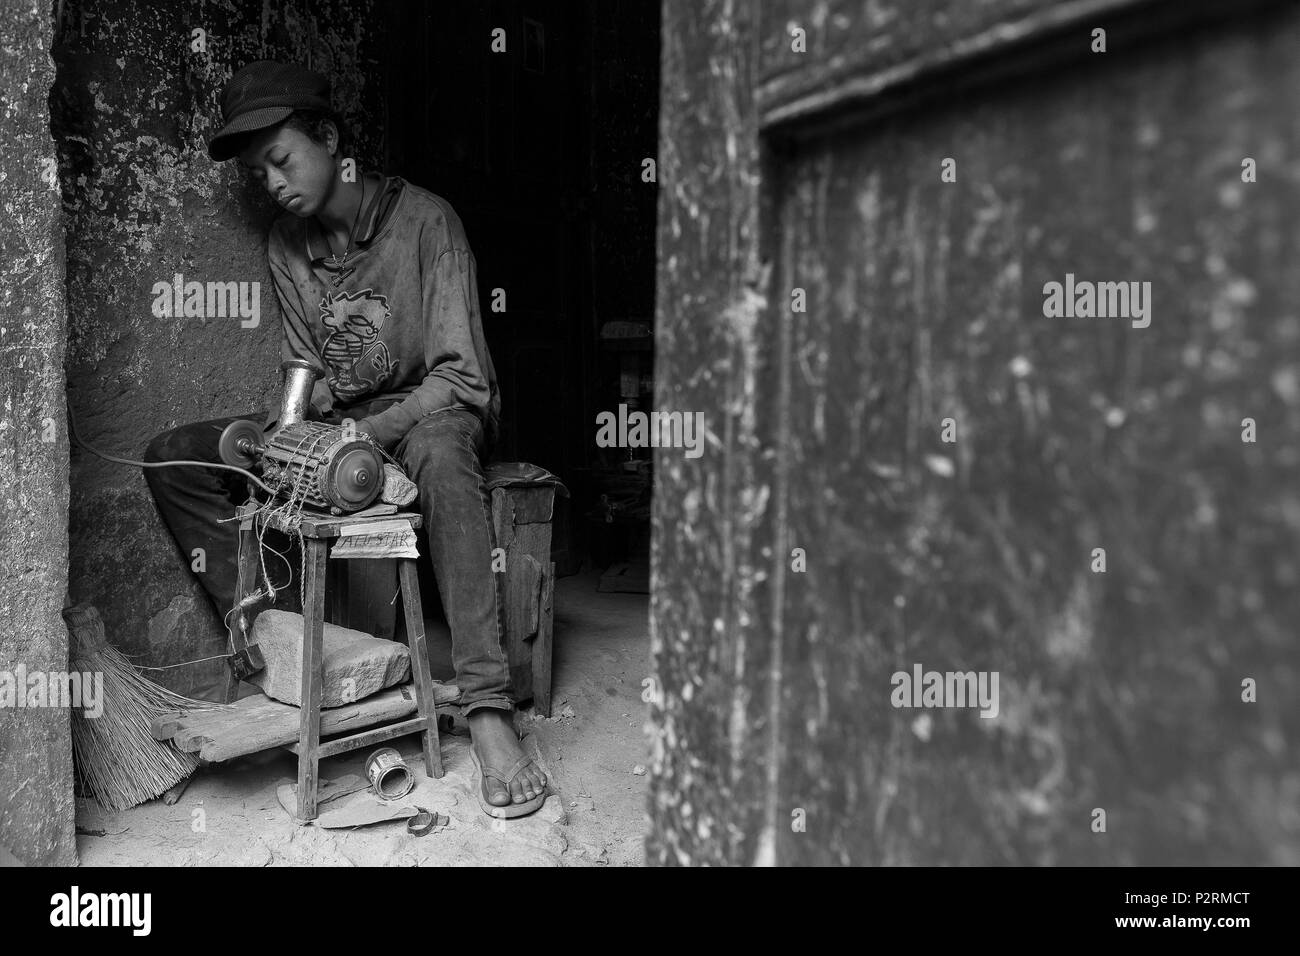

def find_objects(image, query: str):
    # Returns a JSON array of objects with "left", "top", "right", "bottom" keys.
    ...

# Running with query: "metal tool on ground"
[{"left": 407, "top": 809, "right": 437, "bottom": 836}]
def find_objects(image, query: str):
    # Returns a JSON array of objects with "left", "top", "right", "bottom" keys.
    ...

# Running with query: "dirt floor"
[{"left": 75, "top": 571, "right": 651, "bottom": 866}]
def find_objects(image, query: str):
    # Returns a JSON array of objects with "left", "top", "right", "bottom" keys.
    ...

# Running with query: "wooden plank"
[
  {"left": 492, "top": 489, "right": 516, "bottom": 551},
  {"left": 151, "top": 692, "right": 314, "bottom": 740},
  {"left": 307, "top": 717, "right": 429, "bottom": 760},
  {"left": 296, "top": 538, "right": 329, "bottom": 821},
  {"left": 510, "top": 523, "right": 552, "bottom": 575},
  {"left": 152, "top": 682, "right": 464, "bottom": 758},
  {"left": 291, "top": 511, "right": 422, "bottom": 539},
  {"left": 492, "top": 486, "right": 555, "bottom": 525},
  {"left": 503, "top": 551, "right": 540, "bottom": 700},
  {"left": 489, "top": 484, "right": 557, "bottom": 705},
  {"left": 533, "top": 562, "right": 555, "bottom": 717},
  {"left": 510, "top": 552, "right": 542, "bottom": 636},
  {"left": 175, "top": 689, "right": 413, "bottom": 759}
]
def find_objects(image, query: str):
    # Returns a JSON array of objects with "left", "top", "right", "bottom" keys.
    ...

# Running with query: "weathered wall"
[
  {"left": 650, "top": 0, "right": 1300, "bottom": 865},
  {"left": 0, "top": 0, "right": 76, "bottom": 866},
  {"left": 54, "top": 0, "right": 384, "bottom": 699}
]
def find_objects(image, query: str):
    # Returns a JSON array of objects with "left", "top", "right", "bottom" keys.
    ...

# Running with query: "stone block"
[{"left": 248, "top": 610, "right": 410, "bottom": 708}]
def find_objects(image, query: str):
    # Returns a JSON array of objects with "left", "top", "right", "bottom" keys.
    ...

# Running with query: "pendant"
[{"left": 327, "top": 254, "right": 355, "bottom": 287}]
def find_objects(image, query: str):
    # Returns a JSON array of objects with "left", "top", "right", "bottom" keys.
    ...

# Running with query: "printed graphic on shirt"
[{"left": 318, "top": 289, "right": 400, "bottom": 400}]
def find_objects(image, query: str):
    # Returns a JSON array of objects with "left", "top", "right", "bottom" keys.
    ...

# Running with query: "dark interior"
[{"left": 381, "top": 0, "right": 660, "bottom": 580}]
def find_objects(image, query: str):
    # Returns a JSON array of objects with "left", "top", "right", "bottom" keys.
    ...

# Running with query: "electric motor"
[{"left": 217, "top": 418, "right": 385, "bottom": 515}]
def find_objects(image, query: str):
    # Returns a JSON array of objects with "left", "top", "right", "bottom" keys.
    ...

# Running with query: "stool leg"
[
  {"left": 296, "top": 538, "right": 329, "bottom": 822},
  {"left": 399, "top": 558, "right": 443, "bottom": 779}
]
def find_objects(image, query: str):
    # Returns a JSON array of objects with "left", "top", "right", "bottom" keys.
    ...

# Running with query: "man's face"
[{"left": 238, "top": 123, "right": 336, "bottom": 217}]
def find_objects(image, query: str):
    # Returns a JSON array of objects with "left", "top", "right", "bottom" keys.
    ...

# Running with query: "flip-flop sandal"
[{"left": 469, "top": 745, "right": 548, "bottom": 819}]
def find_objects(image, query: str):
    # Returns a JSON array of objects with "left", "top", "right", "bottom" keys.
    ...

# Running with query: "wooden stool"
[
  {"left": 229, "top": 502, "right": 444, "bottom": 823},
  {"left": 326, "top": 463, "right": 568, "bottom": 716}
]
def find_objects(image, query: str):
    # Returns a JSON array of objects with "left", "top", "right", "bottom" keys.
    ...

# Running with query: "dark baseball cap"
[{"left": 208, "top": 60, "right": 333, "bottom": 162}]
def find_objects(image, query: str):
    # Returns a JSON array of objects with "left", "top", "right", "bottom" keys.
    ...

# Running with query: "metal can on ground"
[{"left": 365, "top": 747, "right": 414, "bottom": 801}]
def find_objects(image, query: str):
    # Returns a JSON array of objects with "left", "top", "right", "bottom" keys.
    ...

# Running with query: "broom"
[{"left": 63, "top": 603, "right": 216, "bottom": 812}]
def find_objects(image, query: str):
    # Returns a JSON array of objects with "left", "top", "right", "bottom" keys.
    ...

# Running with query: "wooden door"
[{"left": 650, "top": 0, "right": 1300, "bottom": 865}]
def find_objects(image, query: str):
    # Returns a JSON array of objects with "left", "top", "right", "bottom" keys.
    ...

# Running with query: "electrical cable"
[
  {"left": 64, "top": 402, "right": 286, "bottom": 672},
  {"left": 65, "top": 405, "right": 394, "bottom": 672},
  {"left": 65, "top": 404, "right": 276, "bottom": 495}
]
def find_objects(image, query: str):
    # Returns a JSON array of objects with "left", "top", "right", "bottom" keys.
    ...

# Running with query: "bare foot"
[{"left": 467, "top": 709, "right": 548, "bottom": 806}]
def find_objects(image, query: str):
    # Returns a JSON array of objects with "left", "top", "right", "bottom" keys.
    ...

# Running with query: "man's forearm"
[{"left": 356, "top": 381, "right": 455, "bottom": 450}]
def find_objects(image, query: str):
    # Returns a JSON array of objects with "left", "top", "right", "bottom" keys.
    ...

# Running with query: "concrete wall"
[
  {"left": 0, "top": 0, "right": 76, "bottom": 867},
  {"left": 650, "top": 0, "right": 1300, "bottom": 865},
  {"left": 54, "top": 0, "right": 384, "bottom": 699}
]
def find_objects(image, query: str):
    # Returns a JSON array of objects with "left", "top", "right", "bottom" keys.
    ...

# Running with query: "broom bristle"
[{"left": 65, "top": 604, "right": 219, "bottom": 812}]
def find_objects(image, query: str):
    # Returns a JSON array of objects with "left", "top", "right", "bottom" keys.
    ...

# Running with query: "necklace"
[{"left": 321, "top": 177, "right": 369, "bottom": 287}]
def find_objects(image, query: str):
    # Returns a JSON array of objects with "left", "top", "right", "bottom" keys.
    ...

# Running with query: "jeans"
[{"left": 143, "top": 406, "right": 513, "bottom": 715}]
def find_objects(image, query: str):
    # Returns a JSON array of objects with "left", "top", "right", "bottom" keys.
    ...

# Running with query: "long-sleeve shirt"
[{"left": 263, "top": 174, "right": 500, "bottom": 451}]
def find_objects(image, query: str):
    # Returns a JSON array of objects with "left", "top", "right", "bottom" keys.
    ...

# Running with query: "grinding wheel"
[
  {"left": 217, "top": 419, "right": 265, "bottom": 468},
  {"left": 321, "top": 440, "right": 385, "bottom": 511}
]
